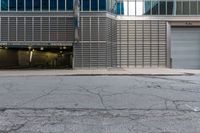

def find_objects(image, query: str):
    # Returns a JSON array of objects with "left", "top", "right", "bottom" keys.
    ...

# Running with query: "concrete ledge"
[{"left": 0, "top": 68, "right": 199, "bottom": 76}]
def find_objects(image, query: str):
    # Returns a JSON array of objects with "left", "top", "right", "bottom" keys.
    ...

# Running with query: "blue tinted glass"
[
  {"left": 50, "top": 0, "right": 57, "bottom": 10},
  {"left": 26, "top": 0, "right": 32, "bottom": 11},
  {"left": 1, "top": 0, "right": 8, "bottom": 11},
  {"left": 160, "top": 1, "right": 166, "bottom": 15},
  {"left": 10, "top": 0, "right": 16, "bottom": 11},
  {"left": 67, "top": 0, "right": 73, "bottom": 10},
  {"left": 42, "top": 0, "right": 49, "bottom": 10},
  {"left": 34, "top": 0, "right": 40, "bottom": 11},
  {"left": 91, "top": 0, "right": 98, "bottom": 11},
  {"left": 58, "top": 0, "right": 65, "bottom": 11},
  {"left": 99, "top": 0, "right": 106, "bottom": 10},
  {"left": 83, "top": 0, "right": 89, "bottom": 11},
  {"left": 18, "top": 0, "right": 24, "bottom": 11}
]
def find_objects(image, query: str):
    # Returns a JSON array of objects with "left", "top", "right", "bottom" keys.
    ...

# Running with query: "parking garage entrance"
[{"left": 0, "top": 45, "right": 73, "bottom": 69}]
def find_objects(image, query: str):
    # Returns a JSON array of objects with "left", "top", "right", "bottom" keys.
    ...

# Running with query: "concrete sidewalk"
[{"left": 0, "top": 68, "right": 200, "bottom": 76}]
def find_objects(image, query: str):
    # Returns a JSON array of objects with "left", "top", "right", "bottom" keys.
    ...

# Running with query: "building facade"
[{"left": 0, "top": 0, "right": 200, "bottom": 69}]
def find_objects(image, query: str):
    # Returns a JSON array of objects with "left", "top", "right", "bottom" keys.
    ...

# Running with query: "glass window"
[
  {"left": 18, "top": 0, "right": 24, "bottom": 11},
  {"left": 144, "top": 1, "right": 151, "bottom": 15},
  {"left": 34, "top": 0, "right": 40, "bottom": 11},
  {"left": 26, "top": 0, "right": 32, "bottom": 11},
  {"left": 50, "top": 0, "right": 57, "bottom": 11},
  {"left": 1, "top": 0, "right": 8, "bottom": 11},
  {"left": 42, "top": 0, "right": 49, "bottom": 11},
  {"left": 67, "top": 0, "right": 73, "bottom": 10},
  {"left": 83, "top": 0, "right": 89, "bottom": 11},
  {"left": 58, "top": 0, "right": 65, "bottom": 10},
  {"left": 136, "top": 1, "right": 143, "bottom": 15},
  {"left": 10, "top": 0, "right": 16, "bottom": 11},
  {"left": 99, "top": 0, "right": 106, "bottom": 10},
  {"left": 128, "top": 1, "right": 135, "bottom": 15},
  {"left": 91, "top": 0, "right": 98, "bottom": 11},
  {"left": 183, "top": 1, "right": 189, "bottom": 15},
  {"left": 176, "top": 1, "right": 182, "bottom": 15},
  {"left": 190, "top": 1, "right": 197, "bottom": 15},
  {"left": 152, "top": 1, "right": 159, "bottom": 15},
  {"left": 167, "top": 1, "right": 173, "bottom": 15},
  {"left": 159, "top": 0, "right": 166, "bottom": 15}
]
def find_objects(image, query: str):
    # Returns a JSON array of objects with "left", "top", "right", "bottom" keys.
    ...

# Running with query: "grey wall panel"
[
  {"left": 66, "top": 18, "right": 74, "bottom": 41},
  {"left": 9, "top": 17, "right": 16, "bottom": 41},
  {"left": 58, "top": 17, "right": 66, "bottom": 41},
  {"left": 25, "top": 17, "right": 33, "bottom": 41},
  {"left": 42, "top": 17, "right": 49, "bottom": 41},
  {"left": 171, "top": 28, "right": 200, "bottom": 69},
  {"left": 1, "top": 17, "right": 8, "bottom": 41},
  {"left": 50, "top": 17, "right": 58, "bottom": 41},
  {"left": 17, "top": 17, "right": 24, "bottom": 41},
  {"left": 117, "top": 20, "right": 167, "bottom": 68},
  {"left": 34, "top": 17, "right": 41, "bottom": 41}
]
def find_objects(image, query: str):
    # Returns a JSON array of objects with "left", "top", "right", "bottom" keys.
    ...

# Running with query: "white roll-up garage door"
[{"left": 171, "top": 27, "right": 200, "bottom": 69}]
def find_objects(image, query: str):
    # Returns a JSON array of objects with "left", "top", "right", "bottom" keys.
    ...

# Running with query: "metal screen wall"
[
  {"left": 117, "top": 20, "right": 167, "bottom": 68},
  {"left": 74, "top": 17, "right": 117, "bottom": 68},
  {"left": 0, "top": 17, "right": 74, "bottom": 42}
]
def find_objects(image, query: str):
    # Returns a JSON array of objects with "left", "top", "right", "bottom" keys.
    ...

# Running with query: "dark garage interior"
[{"left": 0, "top": 46, "right": 73, "bottom": 69}]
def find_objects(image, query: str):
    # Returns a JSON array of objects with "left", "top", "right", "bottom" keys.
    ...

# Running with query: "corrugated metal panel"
[
  {"left": 1, "top": 17, "right": 8, "bottom": 41},
  {"left": 17, "top": 17, "right": 24, "bottom": 41},
  {"left": 117, "top": 20, "right": 167, "bottom": 68},
  {"left": 25, "top": 17, "right": 33, "bottom": 41},
  {"left": 42, "top": 17, "right": 49, "bottom": 41},
  {"left": 58, "top": 17, "right": 67, "bottom": 41},
  {"left": 171, "top": 28, "right": 200, "bottom": 69},
  {"left": 66, "top": 17, "right": 74, "bottom": 41},
  {"left": 9, "top": 17, "right": 16, "bottom": 41},
  {"left": 50, "top": 17, "right": 57, "bottom": 41},
  {"left": 34, "top": 17, "right": 41, "bottom": 41}
]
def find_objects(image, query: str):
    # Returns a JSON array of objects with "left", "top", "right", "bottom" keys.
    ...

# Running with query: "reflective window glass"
[
  {"left": 58, "top": 0, "right": 65, "bottom": 10},
  {"left": 67, "top": 0, "right": 73, "bottom": 10},
  {"left": 159, "top": 1, "right": 166, "bottom": 15},
  {"left": 10, "top": 0, "right": 16, "bottom": 11},
  {"left": 42, "top": 0, "right": 49, "bottom": 10},
  {"left": 26, "top": 0, "right": 32, "bottom": 11},
  {"left": 183, "top": 1, "right": 189, "bottom": 15},
  {"left": 18, "top": 0, "right": 24, "bottom": 11},
  {"left": 91, "top": 0, "right": 98, "bottom": 11},
  {"left": 128, "top": 1, "right": 135, "bottom": 15},
  {"left": 136, "top": 1, "right": 143, "bottom": 15},
  {"left": 83, "top": 0, "right": 89, "bottom": 11},
  {"left": 1, "top": 0, "right": 8, "bottom": 11},
  {"left": 34, "top": 0, "right": 40, "bottom": 11},
  {"left": 99, "top": 0, "right": 106, "bottom": 10},
  {"left": 50, "top": 0, "right": 57, "bottom": 10},
  {"left": 144, "top": 1, "right": 151, "bottom": 15},
  {"left": 190, "top": 1, "right": 197, "bottom": 15},
  {"left": 152, "top": 1, "right": 159, "bottom": 15},
  {"left": 176, "top": 1, "right": 182, "bottom": 15},
  {"left": 167, "top": 1, "right": 173, "bottom": 15}
]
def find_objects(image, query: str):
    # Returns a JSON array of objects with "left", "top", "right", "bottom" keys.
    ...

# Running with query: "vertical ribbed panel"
[
  {"left": 82, "top": 17, "right": 90, "bottom": 41},
  {"left": 42, "top": 17, "right": 49, "bottom": 41},
  {"left": 1, "top": 17, "right": 8, "bottom": 41},
  {"left": 9, "top": 17, "right": 16, "bottom": 41},
  {"left": 17, "top": 17, "right": 24, "bottom": 41},
  {"left": 66, "top": 17, "right": 74, "bottom": 41},
  {"left": 117, "top": 20, "right": 167, "bottom": 68},
  {"left": 34, "top": 17, "right": 41, "bottom": 41},
  {"left": 58, "top": 17, "right": 67, "bottom": 41},
  {"left": 50, "top": 17, "right": 57, "bottom": 41},
  {"left": 99, "top": 17, "right": 106, "bottom": 41},
  {"left": 91, "top": 18, "right": 98, "bottom": 41},
  {"left": 25, "top": 17, "right": 32, "bottom": 41}
]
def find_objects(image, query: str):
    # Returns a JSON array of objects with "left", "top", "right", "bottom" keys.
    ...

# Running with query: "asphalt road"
[{"left": 0, "top": 75, "right": 200, "bottom": 133}]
